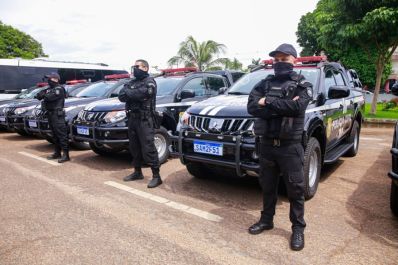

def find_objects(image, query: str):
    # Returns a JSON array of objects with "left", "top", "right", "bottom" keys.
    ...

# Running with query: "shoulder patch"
[
  {"left": 55, "top": 88, "right": 61, "bottom": 95},
  {"left": 306, "top": 86, "right": 313, "bottom": 97}
]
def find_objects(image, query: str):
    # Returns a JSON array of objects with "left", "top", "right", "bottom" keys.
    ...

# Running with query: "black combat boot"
[
  {"left": 147, "top": 167, "right": 162, "bottom": 188},
  {"left": 290, "top": 230, "right": 305, "bottom": 251},
  {"left": 123, "top": 168, "right": 144, "bottom": 181},
  {"left": 58, "top": 150, "right": 70, "bottom": 163},
  {"left": 248, "top": 211, "right": 274, "bottom": 235}
]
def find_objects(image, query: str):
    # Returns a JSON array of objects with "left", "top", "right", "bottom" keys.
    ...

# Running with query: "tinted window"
[
  {"left": 231, "top": 72, "right": 245, "bottom": 82},
  {"left": 155, "top": 77, "right": 183, "bottom": 96},
  {"left": 334, "top": 71, "right": 346, "bottom": 86},
  {"left": 75, "top": 81, "right": 116, "bottom": 98},
  {"left": 324, "top": 70, "right": 336, "bottom": 97},
  {"left": 207, "top": 76, "right": 226, "bottom": 95},
  {"left": 228, "top": 68, "right": 320, "bottom": 95},
  {"left": 182, "top": 78, "right": 206, "bottom": 97}
]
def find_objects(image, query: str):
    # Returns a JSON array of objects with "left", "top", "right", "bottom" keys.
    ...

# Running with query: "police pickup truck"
[
  {"left": 71, "top": 68, "right": 244, "bottom": 163},
  {"left": 171, "top": 56, "right": 365, "bottom": 199}
]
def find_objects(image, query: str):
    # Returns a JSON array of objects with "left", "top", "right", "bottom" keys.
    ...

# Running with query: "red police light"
[
  {"left": 36, "top": 82, "right": 48, "bottom": 87},
  {"left": 104, "top": 74, "right": 131, "bottom": 80},
  {"left": 66, "top": 79, "right": 87, "bottom": 85},
  {"left": 295, "top": 56, "right": 327, "bottom": 63},
  {"left": 161, "top": 67, "right": 198, "bottom": 75}
]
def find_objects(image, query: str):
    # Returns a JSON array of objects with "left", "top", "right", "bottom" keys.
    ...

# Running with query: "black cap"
[
  {"left": 269, "top": 43, "right": 297, "bottom": 58},
  {"left": 44, "top": 72, "right": 60, "bottom": 80}
]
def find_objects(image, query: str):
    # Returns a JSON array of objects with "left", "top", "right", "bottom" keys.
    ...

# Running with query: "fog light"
[
  {"left": 252, "top": 151, "right": 259, "bottom": 160},
  {"left": 105, "top": 131, "right": 110, "bottom": 137}
]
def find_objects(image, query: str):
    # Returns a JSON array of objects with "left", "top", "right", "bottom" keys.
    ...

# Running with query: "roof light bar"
[
  {"left": 104, "top": 74, "right": 131, "bottom": 80},
  {"left": 161, "top": 67, "right": 198, "bottom": 74},
  {"left": 262, "top": 56, "right": 327, "bottom": 65},
  {"left": 66, "top": 79, "right": 87, "bottom": 85},
  {"left": 36, "top": 82, "right": 48, "bottom": 87}
]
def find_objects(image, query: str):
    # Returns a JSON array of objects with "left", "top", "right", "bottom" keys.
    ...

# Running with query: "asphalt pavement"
[{"left": 0, "top": 127, "right": 397, "bottom": 265}]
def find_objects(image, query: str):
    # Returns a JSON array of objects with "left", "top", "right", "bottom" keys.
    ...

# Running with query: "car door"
[
  {"left": 334, "top": 69, "right": 353, "bottom": 138},
  {"left": 323, "top": 68, "right": 344, "bottom": 149}
]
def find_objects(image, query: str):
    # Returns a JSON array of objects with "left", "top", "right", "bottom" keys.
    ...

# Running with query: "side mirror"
[
  {"left": 218, "top": 87, "right": 228, "bottom": 94},
  {"left": 328, "top": 85, "right": 350, "bottom": 99},
  {"left": 180, "top": 89, "right": 195, "bottom": 99}
]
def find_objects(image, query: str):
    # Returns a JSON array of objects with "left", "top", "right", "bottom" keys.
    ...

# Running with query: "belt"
[{"left": 259, "top": 137, "right": 300, "bottom": 147}]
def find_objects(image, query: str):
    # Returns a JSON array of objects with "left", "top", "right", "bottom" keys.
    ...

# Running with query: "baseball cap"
[{"left": 269, "top": 43, "right": 298, "bottom": 58}]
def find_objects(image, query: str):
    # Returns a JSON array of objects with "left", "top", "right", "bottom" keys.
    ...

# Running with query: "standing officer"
[
  {"left": 118, "top": 59, "right": 162, "bottom": 188},
  {"left": 35, "top": 73, "right": 70, "bottom": 163},
  {"left": 247, "top": 44, "right": 312, "bottom": 251}
]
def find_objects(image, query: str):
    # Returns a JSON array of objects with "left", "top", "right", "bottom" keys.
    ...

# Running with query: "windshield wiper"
[{"left": 228, "top": 91, "right": 248, "bottom": 95}]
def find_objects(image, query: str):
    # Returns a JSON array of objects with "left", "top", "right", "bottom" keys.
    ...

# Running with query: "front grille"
[
  {"left": 4, "top": 107, "right": 17, "bottom": 115},
  {"left": 33, "top": 109, "right": 47, "bottom": 117},
  {"left": 189, "top": 115, "right": 254, "bottom": 134},
  {"left": 78, "top": 110, "right": 107, "bottom": 122}
]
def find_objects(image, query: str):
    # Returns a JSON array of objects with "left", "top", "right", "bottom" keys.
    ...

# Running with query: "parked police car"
[
  {"left": 171, "top": 56, "right": 365, "bottom": 199},
  {"left": 24, "top": 74, "right": 131, "bottom": 145},
  {"left": 71, "top": 68, "right": 244, "bottom": 163}
]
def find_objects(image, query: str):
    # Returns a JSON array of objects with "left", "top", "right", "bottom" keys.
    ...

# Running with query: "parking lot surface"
[{"left": 0, "top": 126, "right": 397, "bottom": 265}]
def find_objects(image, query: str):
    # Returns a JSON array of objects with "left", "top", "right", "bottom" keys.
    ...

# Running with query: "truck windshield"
[
  {"left": 75, "top": 81, "right": 116, "bottom": 98},
  {"left": 155, "top": 77, "right": 183, "bottom": 96},
  {"left": 228, "top": 68, "right": 320, "bottom": 95}
]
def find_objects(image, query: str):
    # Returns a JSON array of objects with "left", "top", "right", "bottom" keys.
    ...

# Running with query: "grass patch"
[{"left": 365, "top": 103, "right": 398, "bottom": 119}]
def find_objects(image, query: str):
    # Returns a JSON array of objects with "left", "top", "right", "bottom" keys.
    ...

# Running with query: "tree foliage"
[
  {"left": 168, "top": 36, "right": 226, "bottom": 71},
  {"left": 0, "top": 21, "right": 46, "bottom": 59},
  {"left": 296, "top": 0, "right": 398, "bottom": 114}
]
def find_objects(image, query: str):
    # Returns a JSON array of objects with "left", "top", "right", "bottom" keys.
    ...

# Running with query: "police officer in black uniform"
[
  {"left": 35, "top": 72, "right": 70, "bottom": 163},
  {"left": 119, "top": 59, "right": 162, "bottom": 188},
  {"left": 247, "top": 44, "right": 312, "bottom": 251}
]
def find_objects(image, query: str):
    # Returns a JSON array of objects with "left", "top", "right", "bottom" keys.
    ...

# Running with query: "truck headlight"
[
  {"left": 104, "top": 110, "right": 126, "bottom": 123},
  {"left": 179, "top": 111, "right": 191, "bottom": 126},
  {"left": 15, "top": 105, "right": 35, "bottom": 115}
]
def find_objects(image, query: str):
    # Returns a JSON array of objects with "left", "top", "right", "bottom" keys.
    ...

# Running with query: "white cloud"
[{"left": 0, "top": 0, "right": 318, "bottom": 71}]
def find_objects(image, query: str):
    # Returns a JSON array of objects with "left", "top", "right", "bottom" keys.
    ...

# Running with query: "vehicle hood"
[
  {"left": 64, "top": 97, "right": 103, "bottom": 108},
  {"left": 5, "top": 99, "right": 39, "bottom": 109},
  {"left": 187, "top": 95, "right": 251, "bottom": 118},
  {"left": 84, "top": 98, "right": 125, "bottom": 112}
]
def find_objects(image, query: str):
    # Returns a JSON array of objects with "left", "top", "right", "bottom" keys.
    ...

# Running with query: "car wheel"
[
  {"left": 154, "top": 126, "right": 170, "bottom": 164},
  {"left": 391, "top": 180, "right": 398, "bottom": 217},
  {"left": 89, "top": 142, "right": 121, "bottom": 156},
  {"left": 186, "top": 162, "right": 210, "bottom": 179},
  {"left": 344, "top": 120, "right": 360, "bottom": 157},
  {"left": 303, "top": 137, "right": 322, "bottom": 200}
]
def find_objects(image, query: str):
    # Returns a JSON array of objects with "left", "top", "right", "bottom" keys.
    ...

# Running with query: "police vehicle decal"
[{"left": 156, "top": 101, "right": 198, "bottom": 108}]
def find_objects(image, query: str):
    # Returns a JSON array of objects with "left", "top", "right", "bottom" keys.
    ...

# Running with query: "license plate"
[
  {"left": 77, "top": 126, "right": 90, "bottom": 136},
  {"left": 0, "top": 116, "right": 5, "bottom": 122},
  {"left": 28, "top": 120, "right": 37, "bottom": 128},
  {"left": 193, "top": 140, "right": 223, "bottom": 156}
]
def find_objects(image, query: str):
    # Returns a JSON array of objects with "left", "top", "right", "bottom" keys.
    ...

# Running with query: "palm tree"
[
  {"left": 168, "top": 36, "right": 226, "bottom": 71},
  {"left": 223, "top": 57, "right": 243, "bottom": 70}
]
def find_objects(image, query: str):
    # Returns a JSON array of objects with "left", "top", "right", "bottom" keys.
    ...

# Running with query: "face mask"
[
  {"left": 48, "top": 80, "right": 58, "bottom": 88},
  {"left": 273, "top": 62, "right": 294, "bottom": 78},
  {"left": 133, "top": 67, "right": 149, "bottom": 80}
]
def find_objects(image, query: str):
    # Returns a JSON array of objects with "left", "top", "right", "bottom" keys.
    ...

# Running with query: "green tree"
[
  {"left": 168, "top": 36, "right": 226, "bottom": 71},
  {"left": 297, "top": 0, "right": 398, "bottom": 114},
  {"left": 0, "top": 21, "right": 46, "bottom": 59},
  {"left": 222, "top": 57, "right": 243, "bottom": 70}
]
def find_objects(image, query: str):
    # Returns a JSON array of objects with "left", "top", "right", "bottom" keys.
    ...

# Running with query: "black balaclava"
[
  {"left": 133, "top": 67, "right": 149, "bottom": 80},
  {"left": 273, "top": 62, "right": 294, "bottom": 79}
]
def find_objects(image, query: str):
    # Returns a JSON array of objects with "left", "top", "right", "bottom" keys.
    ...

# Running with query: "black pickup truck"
[
  {"left": 170, "top": 56, "right": 365, "bottom": 199},
  {"left": 71, "top": 68, "right": 244, "bottom": 163},
  {"left": 388, "top": 83, "right": 398, "bottom": 216}
]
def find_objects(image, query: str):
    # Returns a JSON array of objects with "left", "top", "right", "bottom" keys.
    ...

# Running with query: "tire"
[
  {"left": 186, "top": 162, "right": 210, "bottom": 179},
  {"left": 303, "top": 137, "right": 322, "bottom": 200},
  {"left": 155, "top": 126, "right": 170, "bottom": 164},
  {"left": 391, "top": 180, "right": 398, "bottom": 217},
  {"left": 89, "top": 142, "right": 122, "bottom": 156},
  {"left": 344, "top": 120, "right": 360, "bottom": 157}
]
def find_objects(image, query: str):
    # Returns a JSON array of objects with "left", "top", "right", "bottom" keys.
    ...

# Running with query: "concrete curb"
[{"left": 364, "top": 118, "right": 397, "bottom": 124}]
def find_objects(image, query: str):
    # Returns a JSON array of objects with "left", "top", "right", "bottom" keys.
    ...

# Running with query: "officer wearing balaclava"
[
  {"left": 247, "top": 44, "right": 313, "bottom": 251},
  {"left": 35, "top": 72, "right": 69, "bottom": 163},
  {"left": 118, "top": 59, "right": 162, "bottom": 188}
]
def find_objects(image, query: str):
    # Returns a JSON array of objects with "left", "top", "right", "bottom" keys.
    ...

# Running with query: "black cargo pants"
[
  {"left": 128, "top": 115, "right": 159, "bottom": 169},
  {"left": 258, "top": 140, "right": 306, "bottom": 232},
  {"left": 48, "top": 110, "right": 69, "bottom": 152}
]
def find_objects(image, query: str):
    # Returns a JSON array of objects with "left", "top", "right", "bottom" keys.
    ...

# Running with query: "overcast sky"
[{"left": 0, "top": 0, "right": 318, "bottom": 71}]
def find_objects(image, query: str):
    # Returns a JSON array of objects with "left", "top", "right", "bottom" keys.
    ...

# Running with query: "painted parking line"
[
  {"left": 104, "top": 181, "right": 223, "bottom": 222},
  {"left": 361, "top": 137, "right": 383, "bottom": 141},
  {"left": 18, "top": 151, "right": 61, "bottom": 166}
]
